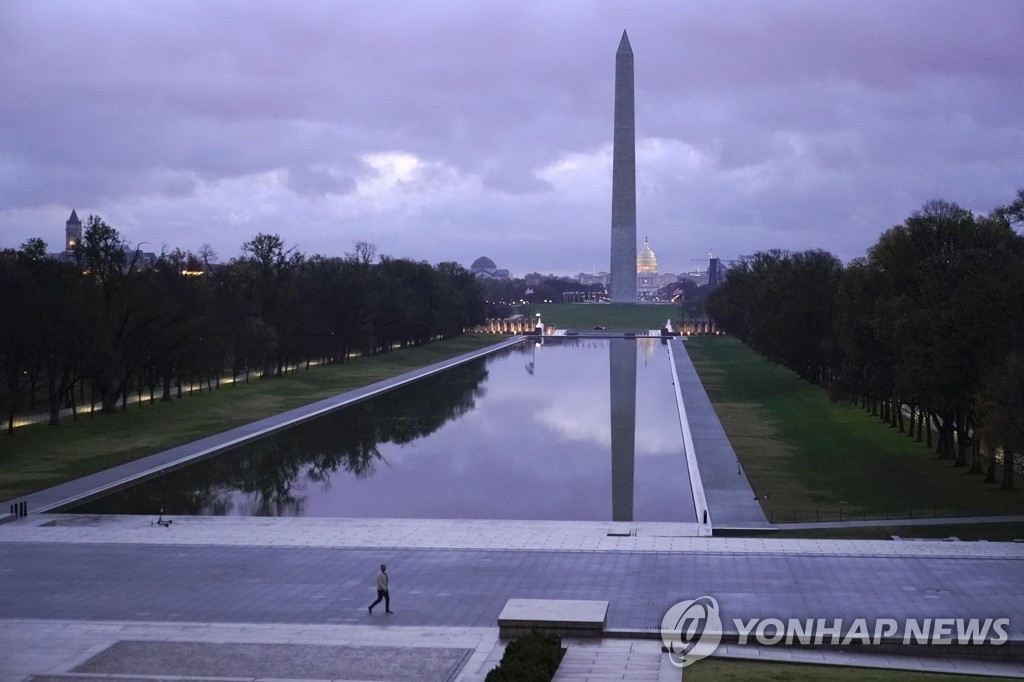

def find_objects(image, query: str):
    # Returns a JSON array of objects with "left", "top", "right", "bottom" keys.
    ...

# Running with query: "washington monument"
[{"left": 610, "top": 30, "right": 637, "bottom": 303}]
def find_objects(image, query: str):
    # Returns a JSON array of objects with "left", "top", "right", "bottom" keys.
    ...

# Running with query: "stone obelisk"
[{"left": 610, "top": 30, "right": 637, "bottom": 303}]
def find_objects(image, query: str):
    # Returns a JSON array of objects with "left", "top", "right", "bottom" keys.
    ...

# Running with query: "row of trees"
[
  {"left": 478, "top": 273, "right": 708, "bottom": 320},
  {"left": 0, "top": 217, "right": 486, "bottom": 430},
  {"left": 706, "top": 191, "right": 1024, "bottom": 490},
  {"left": 480, "top": 276, "right": 606, "bottom": 317}
]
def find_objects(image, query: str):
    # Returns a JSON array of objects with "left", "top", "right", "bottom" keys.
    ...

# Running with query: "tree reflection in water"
[{"left": 73, "top": 357, "right": 491, "bottom": 516}]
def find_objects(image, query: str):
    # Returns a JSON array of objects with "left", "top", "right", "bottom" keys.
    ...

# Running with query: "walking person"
[{"left": 368, "top": 563, "right": 392, "bottom": 615}]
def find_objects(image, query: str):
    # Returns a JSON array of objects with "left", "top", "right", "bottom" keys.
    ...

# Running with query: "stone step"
[{"left": 498, "top": 598, "right": 608, "bottom": 639}]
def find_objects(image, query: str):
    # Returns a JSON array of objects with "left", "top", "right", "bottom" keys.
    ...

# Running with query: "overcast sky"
[{"left": 2, "top": 1, "right": 1021, "bottom": 275}]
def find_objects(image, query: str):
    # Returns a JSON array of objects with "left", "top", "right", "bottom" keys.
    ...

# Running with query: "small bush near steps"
[{"left": 485, "top": 630, "right": 566, "bottom": 682}]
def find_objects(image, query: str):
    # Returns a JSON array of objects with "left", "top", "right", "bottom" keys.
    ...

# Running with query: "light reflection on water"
[{"left": 72, "top": 338, "right": 695, "bottom": 521}]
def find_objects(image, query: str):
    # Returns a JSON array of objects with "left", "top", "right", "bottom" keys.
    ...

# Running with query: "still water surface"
[{"left": 72, "top": 338, "right": 695, "bottom": 521}]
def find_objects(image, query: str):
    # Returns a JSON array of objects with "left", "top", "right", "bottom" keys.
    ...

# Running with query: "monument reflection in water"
[
  {"left": 72, "top": 338, "right": 695, "bottom": 522},
  {"left": 610, "top": 338, "right": 636, "bottom": 522}
]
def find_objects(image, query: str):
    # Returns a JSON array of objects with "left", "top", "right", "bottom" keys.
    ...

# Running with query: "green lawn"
[
  {"left": 0, "top": 335, "right": 498, "bottom": 501},
  {"left": 685, "top": 336, "right": 1024, "bottom": 525},
  {"left": 529, "top": 302, "right": 681, "bottom": 331},
  {"left": 684, "top": 658, "right": 1006, "bottom": 681}
]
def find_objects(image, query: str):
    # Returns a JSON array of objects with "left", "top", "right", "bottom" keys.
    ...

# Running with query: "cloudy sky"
[{"left": 2, "top": 1, "right": 1021, "bottom": 275}]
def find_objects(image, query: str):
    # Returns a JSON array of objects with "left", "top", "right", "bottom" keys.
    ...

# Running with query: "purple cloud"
[{"left": 1, "top": 1, "right": 1021, "bottom": 273}]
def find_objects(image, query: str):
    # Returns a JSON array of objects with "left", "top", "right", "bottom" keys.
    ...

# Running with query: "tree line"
[
  {"left": 706, "top": 191, "right": 1024, "bottom": 490},
  {"left": 479, "top": 276, "right": 606, "bottom": 317},
  {"left": 0, "top": 216, "right": 485, "bottom": 430}
]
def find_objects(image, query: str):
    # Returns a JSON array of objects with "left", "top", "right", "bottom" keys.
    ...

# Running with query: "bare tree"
[{"left": 348, "top": 241, "right": 377, "bottom": 265}]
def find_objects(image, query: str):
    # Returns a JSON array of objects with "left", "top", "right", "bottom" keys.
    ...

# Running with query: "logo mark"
[{"left": 661, "top": 596, "right": 722, "bottom": 667}]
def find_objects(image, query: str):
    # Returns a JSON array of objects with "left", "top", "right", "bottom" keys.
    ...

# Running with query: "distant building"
[
  {"left": 51, "top": 209, "right": 158, "bottom": 268},
  {"left": 635, "top": 237, "right": 679, "bottom": 300},
  {"left": 577, "top": 271, "right": 610, "bottom": 286},
  {"left": 708, "top": 257, "right": 721, "bottom": 289},
  {"left": 65, "top": 210, "right": 82, "bottom": 253},
  {"left": 678, "top": 270, "right": 709, "bottom": 287},
  {"left": 523, "top": 272, "right": 544, "bottom": 286},
  {"left": 637, "top": 237, "right": 657, "bottom": 275},
  {"left": 637, "top": 237, "right": 658, "bottom": 298},
  {"left": 470, "top": 256, "right": 510, "bottom": 279}
]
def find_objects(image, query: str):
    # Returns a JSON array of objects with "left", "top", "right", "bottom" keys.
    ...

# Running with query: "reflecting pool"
[{"left": 72, "top": 338, "right": 695, "bottom": 521}]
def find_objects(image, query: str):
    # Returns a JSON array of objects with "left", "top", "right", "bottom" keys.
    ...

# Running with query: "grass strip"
[
  {"left": 685, "top": 336, "right": 1024, "bottom": 524},
  {"left": 529, "top": 303, "right": 680, "bottom": 331}
]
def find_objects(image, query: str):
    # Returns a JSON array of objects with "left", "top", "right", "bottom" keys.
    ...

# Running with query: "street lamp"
[
  {"left": 130, "top": 242, "right": 150, "bottom": 271},
  {"left": 526, "top": 286, "right": 534, "bottom": 328}
]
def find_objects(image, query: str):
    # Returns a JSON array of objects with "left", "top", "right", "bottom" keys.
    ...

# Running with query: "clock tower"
[{"left": 65, "top": 209, "right": 82, "bottom": 253}]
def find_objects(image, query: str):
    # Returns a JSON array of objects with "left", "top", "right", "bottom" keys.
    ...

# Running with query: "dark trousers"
[{"left": 370, "top": 589, "right": 390, "bottom": 611}]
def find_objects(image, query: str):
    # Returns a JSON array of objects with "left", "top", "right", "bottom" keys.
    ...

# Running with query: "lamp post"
[
  {"left": 672, "top": 288, "right": 684, "bottom": 333},
  {"left": 129, "top": 242, "right": 150, "bottom": 272},
  {"left": 526, "top": 286, "right": 534, "bottom": 331}
]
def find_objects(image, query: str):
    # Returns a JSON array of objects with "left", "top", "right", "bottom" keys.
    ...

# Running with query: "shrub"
[{"left": 485, "top": 630, "right": 565, "bottom": 682}]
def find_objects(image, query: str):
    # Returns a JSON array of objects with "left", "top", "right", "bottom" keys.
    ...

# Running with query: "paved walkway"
[
  {"left": 4, "top": 515, "right": 1023, "bottom": 558},
  {"left": 1, "top": 515, "right": 1023, "bottom": 679},
  {"left": 551, "top": 640, "right": 673, "bottom": 681},
  {"left": 670, "top": 339, "right": 770, "bottom": 529}
]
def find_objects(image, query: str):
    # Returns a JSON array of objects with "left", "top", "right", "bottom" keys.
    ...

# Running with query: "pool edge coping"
[{"left": 668, "top": 339, "right": 712, "bottom": 536}]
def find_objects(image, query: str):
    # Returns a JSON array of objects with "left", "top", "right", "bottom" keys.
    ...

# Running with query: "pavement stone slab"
[{"left": 69, "top": 640, "right": 472, "bottom": 680}]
